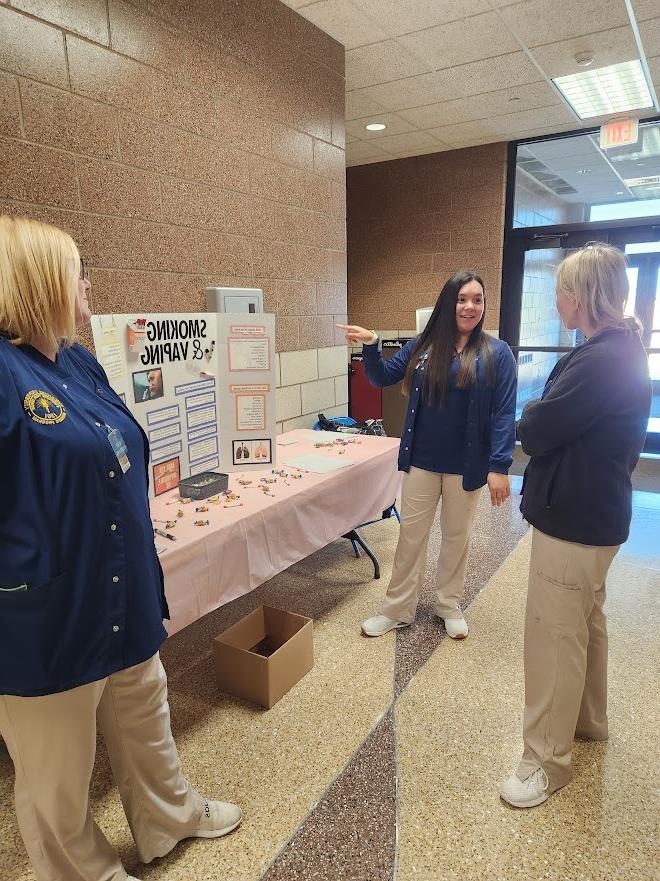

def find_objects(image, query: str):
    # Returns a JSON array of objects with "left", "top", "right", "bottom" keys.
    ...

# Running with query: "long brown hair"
[{"left": 402, "top": 271, "right": 495, "bottom": 406}]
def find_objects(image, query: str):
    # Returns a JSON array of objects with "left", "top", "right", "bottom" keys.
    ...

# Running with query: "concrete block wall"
[{"left": 275, "top": 344, "right": 349, "bottom": 433}]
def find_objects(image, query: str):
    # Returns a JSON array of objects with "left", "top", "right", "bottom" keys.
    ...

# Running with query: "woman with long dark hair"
[{"left": 339, "top": 271, "right": 517, "bottom": 638}]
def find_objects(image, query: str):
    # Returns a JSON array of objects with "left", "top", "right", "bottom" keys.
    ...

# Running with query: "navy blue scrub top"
[
  {"left": 362, "top": 335, "right": 517, "bottom": 491},
  {"left": 410, "top": 355, "right": 469, "bottom": 475},
  {"left": 0, "top": 339, "right": 169, "bottom": 697}
]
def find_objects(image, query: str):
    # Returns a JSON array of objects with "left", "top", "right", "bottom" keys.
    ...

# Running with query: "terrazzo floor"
[{"left": 1, "top": 483, "right": 658, "bottom": 881}]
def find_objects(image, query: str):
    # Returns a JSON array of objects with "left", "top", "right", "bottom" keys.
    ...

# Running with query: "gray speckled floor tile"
[
  {"left": 261, "top": 710, "right": 397, "bottom": 881},
  {"left": 2, "top": 480, "right": 656, "bottom": 881},
  {"left": 393, "top": 478, "right": 528, "bottom": 697},
  {"left": 395, "top": 523, "right": 660, "bottom": 881}
]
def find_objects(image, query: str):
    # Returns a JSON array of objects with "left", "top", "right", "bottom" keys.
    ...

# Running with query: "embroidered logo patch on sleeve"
[{"left": 23, "top": 390, "right": 67, "bottom": 425}]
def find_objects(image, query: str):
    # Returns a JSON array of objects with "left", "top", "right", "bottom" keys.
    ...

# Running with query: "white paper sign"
[{"left": 228, "top": 337, "right": 270, "bottom": 371}]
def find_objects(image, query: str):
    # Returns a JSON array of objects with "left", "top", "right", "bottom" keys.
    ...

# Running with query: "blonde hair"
[
  {"left": 0, "top": 215, "right": 79, "bottom": 351},
  {"left": 556, "top": 242, "right": 634, "bottom": 331}
]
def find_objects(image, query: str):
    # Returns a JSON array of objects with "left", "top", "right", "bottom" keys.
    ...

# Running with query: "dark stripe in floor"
[
  {"left": 260, "top": 481, "right": 528, "bottom": 881},
  {"left": 260, "top": 711, "right": 397, "bottom": 881}
]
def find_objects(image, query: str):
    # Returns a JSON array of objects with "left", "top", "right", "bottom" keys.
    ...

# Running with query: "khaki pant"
[
  {"left": 517, "top": 528, "right": 619, "bottom": 792},
  {"left": 0, "top": 653, "right": 204, "bottom": 881},
  {"left": 379, "top": 466, "right": 481, "bottom": 623}
]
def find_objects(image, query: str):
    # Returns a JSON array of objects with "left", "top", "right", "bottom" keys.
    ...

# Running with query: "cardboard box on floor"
[{"left": 213, "top": 606, "right": 314, "bottom": 709}]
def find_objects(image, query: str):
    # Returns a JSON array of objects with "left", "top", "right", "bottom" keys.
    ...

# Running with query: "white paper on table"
[
  {"left": 276, "top": 437, "right": 298, "bottom": 446},
  {"left": 285, "top": 454, "right": 354, "bottom": 474},
  {"left": 302, "top": 429, "right": 343, "bottom": 440}
]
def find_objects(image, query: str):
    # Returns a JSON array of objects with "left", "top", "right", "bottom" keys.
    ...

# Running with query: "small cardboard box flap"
[{"left": 218, "top": 606, "right": 268, "bottom": 650}]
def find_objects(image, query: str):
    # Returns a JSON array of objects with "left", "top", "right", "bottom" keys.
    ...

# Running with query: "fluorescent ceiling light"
[
  {"left": 552, "top": 60, "right": 653, "bottom": 120},
  {"left": 366, "top": 122, "right": 386, "bottom": 131}
]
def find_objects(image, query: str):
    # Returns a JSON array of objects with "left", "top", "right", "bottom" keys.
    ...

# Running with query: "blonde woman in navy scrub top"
[
  {"left": 339, "top": 271, "right": 517, "bottom": 639},
  {"left": 0, "top": 216, "right": 241, "bottom": 881}
]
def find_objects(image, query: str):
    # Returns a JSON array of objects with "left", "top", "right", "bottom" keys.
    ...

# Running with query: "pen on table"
[{"left": 154, "top": 528, "right": 177, "bottom": 541}]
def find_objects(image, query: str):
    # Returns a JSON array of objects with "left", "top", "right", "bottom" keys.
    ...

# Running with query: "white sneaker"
[
  {"left": 499, "top": 768, "right": 550, "bottom": 808},
  {"left": 190, "top": 799, "right": 242, "bottom": 838},
  {"left": 361, "top": 614, "right": 410, "bottom": 637},
  {"left": 443, "top": 616, "right": 469, "bottom": 639}
]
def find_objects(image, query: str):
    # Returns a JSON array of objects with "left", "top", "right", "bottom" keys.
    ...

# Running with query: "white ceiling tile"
[
  {"left": 364, "top": 72, "right": 451, "bottom": 109},
  {"left": 530, "top": 27, "right": 640, "bottom": 78},
  {"left": 345, "top": 39, "right": 433, "bottom": 89},
  {"left": 345, "top": 88, "right": 388, "bottom": 119},
  {"left": 514, "top": 121, "right": 588, "bottom": 138},
  {"left": 370, "top": 130, "right": 446, "bottom": 153},
  {"left": 396, "top": 145, "right": 453, "bottom": 157},
  {"left": 499, "top": 0, "right": 630, "bottom": 49},
  {"left": 397, "top": 98, "right": 486, "bottom": 129},
  {"left": 488, "top": 104, "right": 577, "bottom": 135},
  {"left": 345, "top": 139, "right": 392, "bottom": 160},
  {"left": 346, "top": 112, "right": 417, "bottom": 138},
  {"left": 352, "top": 0, "right": 492, "bottom": 36},
  {"left": 398, "top": 11, "right": 520, "bottom": 70},
  {"left": 366, "top": 52, "right": 542, "bottom": 110},
  {"left": 297, "top": 0, "right": 389, "bottom": 49},
  {"left": 398, "top": 82, "right": 561, "bottom": 128},
  {"left": 428, "top": 106, "right": 578, "bottom": 145},
  {"left": 428, "top": 51, "right": 543, "bottom": 98},
  {"left": 427, "top": 120, "right": 496, "bottom": 144},
  {"left": 629, "top": 0, "right": 660, "bottom": 22},
  {"left": 639, "top": 17, "right": 660, "bottom": 58}
]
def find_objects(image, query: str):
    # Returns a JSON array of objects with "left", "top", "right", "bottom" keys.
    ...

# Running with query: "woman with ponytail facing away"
[
  {"left": 338, "top": 271, "right": 517, "bottom": 640},
  {"left": 500, "top": 243, "right": 652, "bottom": 809}
]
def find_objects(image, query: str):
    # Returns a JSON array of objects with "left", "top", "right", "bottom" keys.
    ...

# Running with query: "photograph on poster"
[
  {"left": 153, "top": 456, "right": 180, "bottom": 496},
  {"left": 133, "top": 367, "right": 164, "bottom": 403},
  {"left": 233, "top": 438, "right": 272, "bottom": 465}
]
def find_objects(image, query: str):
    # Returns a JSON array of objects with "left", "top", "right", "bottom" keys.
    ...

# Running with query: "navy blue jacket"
[
  {"left": 519, "top": 325, "right": 651, "bottom": 546},
  {"left": 0, "top": 340, "right": 169, "bottom": 697},
  {"left": 362, "top": 336, "right": 517, "bottom": 491}
]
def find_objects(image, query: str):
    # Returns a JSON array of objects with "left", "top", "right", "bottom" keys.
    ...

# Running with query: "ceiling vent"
[{"left": 517, "top": 153, "right": 578, "bottom": 195}]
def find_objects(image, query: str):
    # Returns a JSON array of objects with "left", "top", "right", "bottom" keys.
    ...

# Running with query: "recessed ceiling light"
[
  {"left": 365, "top": 122, "right": 386, "bottom": 131},
  {"left": 575, "top": 168, "right": 592, "bottom": 174},
  {"left": 616, "top": 190, "right": 625, "bottom": 195},
  {"left": 552, "top": 60, "right": 654, "bottom": 120}
]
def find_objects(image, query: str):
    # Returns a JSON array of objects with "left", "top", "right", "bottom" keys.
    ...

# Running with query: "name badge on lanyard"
[{"left": 107, "top": 427, "right": 131, "bottom": 473}]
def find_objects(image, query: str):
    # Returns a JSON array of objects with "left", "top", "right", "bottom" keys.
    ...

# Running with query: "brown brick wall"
[
  {"left": 0, "top": 0, "right": 346, "bottom": 352},
  {"left": 347, "top": 144, "right": 507, "bottom": 334}
]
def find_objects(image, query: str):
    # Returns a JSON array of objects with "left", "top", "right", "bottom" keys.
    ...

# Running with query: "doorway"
[{"left": 500, "top": 222, "right": 660, "bottom": 451}]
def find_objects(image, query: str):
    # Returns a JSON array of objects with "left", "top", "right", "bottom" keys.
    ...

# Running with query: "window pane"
[
  {"left": 513, "top": 120, "right": 660, "bottom": 229},
  {"left": 625, "top": 266, "right": 638, "bottom": 318}
]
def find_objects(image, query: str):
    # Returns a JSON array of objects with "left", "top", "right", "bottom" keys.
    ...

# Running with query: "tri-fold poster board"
[{"left": 91, "top": 312, "right": 276, "bottom": 497}]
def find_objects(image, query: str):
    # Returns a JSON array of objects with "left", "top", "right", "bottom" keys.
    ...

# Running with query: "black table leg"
[{"left": 342, "top": 529, "right": 380, "bottom": 579}]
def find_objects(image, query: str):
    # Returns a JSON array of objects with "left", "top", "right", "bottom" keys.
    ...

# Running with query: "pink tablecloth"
[{"left": 151, "top": 430, "right": 402, "bottom": 635}]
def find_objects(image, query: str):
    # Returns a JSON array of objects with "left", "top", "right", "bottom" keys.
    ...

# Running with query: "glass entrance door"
[
  {"left": 622, "top": 242, "right": 660, "bottom": 439},
  {"left": 504, "top": 225, "right": 660, "bottom": 449}
]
